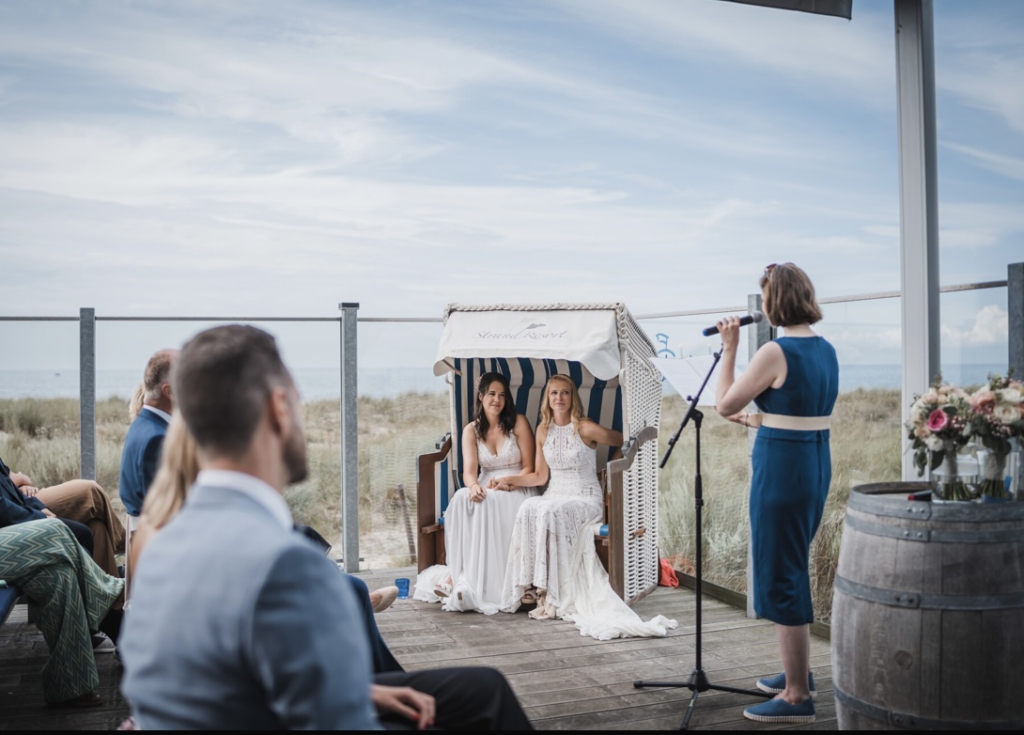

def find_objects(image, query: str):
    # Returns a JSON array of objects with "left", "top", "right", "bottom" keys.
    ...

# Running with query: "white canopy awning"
[{"left": 433, "top": 306, "right": 622, "bottom": 381}]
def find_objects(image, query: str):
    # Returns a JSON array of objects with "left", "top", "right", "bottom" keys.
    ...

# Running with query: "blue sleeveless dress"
[{"left": 750, "top": 336, "right": 838, "bottom": 626}]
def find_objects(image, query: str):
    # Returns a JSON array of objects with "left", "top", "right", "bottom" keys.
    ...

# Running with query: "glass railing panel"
[{"left": 355, "top": 321, "right": 447, "bottom": 569}]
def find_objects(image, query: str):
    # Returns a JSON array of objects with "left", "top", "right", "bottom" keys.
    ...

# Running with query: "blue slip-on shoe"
[
  {"left": 756, "top": 671, "right": 817, "bottom": 698},
  {"left": 743, "top": 696, "right": 816, "bottom": 724}
]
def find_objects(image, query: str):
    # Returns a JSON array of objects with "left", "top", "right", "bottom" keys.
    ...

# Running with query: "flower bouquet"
[
  {"left": 906, "top": 381, "right": 973, "bottom": 501},
  {"left": 967, "top": 375, "right": 1024, "bottom": 499}
]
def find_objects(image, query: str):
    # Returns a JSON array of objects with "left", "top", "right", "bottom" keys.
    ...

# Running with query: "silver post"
[
  {"left": 895, "top": 0, "right": 941, "bottom": 480},
  {"left": 79, "top": 308, "right": 96, "bottom": 481},
  {"left": 745, "top": 293, "right": 773, "bottom": 619},
  {"left": 339, "top": 303, "right": 360, "bottom": 573},
  {"left": 1009, "top": 262, "right": 1024, "bottom": 380}
]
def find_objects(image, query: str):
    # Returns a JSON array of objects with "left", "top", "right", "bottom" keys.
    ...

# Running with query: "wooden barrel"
[{"left": 832, "top": 482, "right": 1024, "bottom": 730}]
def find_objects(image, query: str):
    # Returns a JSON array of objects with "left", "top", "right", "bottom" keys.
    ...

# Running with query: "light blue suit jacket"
[{"left": 119, "top": 482, "right": 380, "bottom": 730}]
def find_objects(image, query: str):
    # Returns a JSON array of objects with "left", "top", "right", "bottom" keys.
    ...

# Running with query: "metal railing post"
[
  {"left": 1009, "top": 262, "right": 1024, "bottom": 379},
  {"left": 79, "top": 308, "right": 96, "bottom": 481},
  {"left": 745, "top": 293, "right": 774, "bottom": 618},
  {"left": 339, "top": 303, "right": 360, "bottom": 573},
  {"left": 895, "top": 0, "right": 942, "bottom": 481}
]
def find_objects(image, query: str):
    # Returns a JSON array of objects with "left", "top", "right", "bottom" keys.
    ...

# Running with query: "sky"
[{"left": 0, "top": 0, "right": 1020, "bottom": 376}]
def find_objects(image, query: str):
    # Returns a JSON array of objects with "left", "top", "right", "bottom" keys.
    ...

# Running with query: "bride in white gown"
[
  {"left": 494, "top": 374, "right": 676, "bottom": 640},
  {"left": 414, "top": 372, "right": 539, "bottom": 615}
]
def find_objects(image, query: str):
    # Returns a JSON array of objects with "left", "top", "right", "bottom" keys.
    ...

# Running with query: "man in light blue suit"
[
  {"left": 118, "top": 349, "right": 177, "bottom": 518},
  {"left": 120, "top": 325, "right": 530, "bottom": 730}
]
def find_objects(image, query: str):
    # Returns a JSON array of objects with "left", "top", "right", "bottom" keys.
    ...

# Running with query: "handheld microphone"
[{"left": 701, "top": 310, "right": 764, "bottom": 337}]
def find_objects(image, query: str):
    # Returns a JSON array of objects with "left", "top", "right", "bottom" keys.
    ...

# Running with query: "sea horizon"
[{"left": 0, "top": 363, "right": 1010, "bottom": 401}]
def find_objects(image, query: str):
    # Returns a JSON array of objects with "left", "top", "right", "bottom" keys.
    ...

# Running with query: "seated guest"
[
  {"left": 1, "top": 457, "right": 95, "bottom": 567},
  {"left": 121, "top": 325, "right": 531, "bottom": 729},
  {"left": 4, "top": 463, "right": 125, "bottom": 579},
  {"left": 0, "top": 518, "right": 124, "bottom": 707},
  {"left": 119, "top": 349, "right": 177, "bottom": 520},
  {"left": 131, "top": 410, "right": 402, "bottom": 672}
]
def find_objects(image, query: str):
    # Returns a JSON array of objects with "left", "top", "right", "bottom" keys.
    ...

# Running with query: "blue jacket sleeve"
[
  {"left": 141, "top": 434, "right": 165, "bottom": 494},
  {"left": 249, "top": 544, "right": 380, "bottom": 730},
  {"left": 0, "top": 488, "right": 47, "bottom": 527}
]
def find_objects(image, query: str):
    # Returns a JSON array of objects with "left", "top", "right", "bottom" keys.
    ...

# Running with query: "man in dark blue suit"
[{"left": 119, "top": 349, "right": 177, "bottom": 519}]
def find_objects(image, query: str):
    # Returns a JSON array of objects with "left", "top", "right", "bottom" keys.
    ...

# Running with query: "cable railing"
[{"left": 2, "top": 271, "right": 1020, "bottom": 578}]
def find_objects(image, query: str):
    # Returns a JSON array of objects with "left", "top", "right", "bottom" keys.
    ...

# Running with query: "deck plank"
[{"left": 0, "top": 570, "right": 836, "bottom": 730}]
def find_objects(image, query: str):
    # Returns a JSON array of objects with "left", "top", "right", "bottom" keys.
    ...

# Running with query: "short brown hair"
[
  {"left": 144, "top": 350, "right": 176, "bottom": 400},
  {"left": 173, "top": 325, "right": 293, "bottom": 458},
  {"left": 759, "top": 262, "right": 823, "bottom": 327}
]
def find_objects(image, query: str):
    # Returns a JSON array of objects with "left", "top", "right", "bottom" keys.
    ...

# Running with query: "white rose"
[
  {"left": 993, "top": 403, "right": 1020, "bottom": 424},
  {"left": 924, "top": 435, "right": 944, "bottom": 451},
  {"left": 1001, "top": 388, "right": 1021, "bottom": 404}
]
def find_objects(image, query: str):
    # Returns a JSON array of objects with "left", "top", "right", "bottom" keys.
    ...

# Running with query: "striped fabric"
[
  {"left": 444, "top": 357, "right": 624, "bottom": 511},
  {"left": 0, "top": 519, "right": 124, "bottom": 704}
]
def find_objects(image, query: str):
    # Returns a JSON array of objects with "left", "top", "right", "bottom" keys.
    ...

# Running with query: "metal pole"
[
  {"left": 895, "top": 0, "right": 941, "bottom": 481},
  {"left": 1009, "top": 263, "right": 1024, "bottom": 380},
  {"left": 339, "top": 303, "right": 360, "bottom": 573},
  {"left": 745, "top": 293, "right": 774, "bottom": 619},
  {"left": 79, "top": 308, "right": 96, "bottom": 481}
]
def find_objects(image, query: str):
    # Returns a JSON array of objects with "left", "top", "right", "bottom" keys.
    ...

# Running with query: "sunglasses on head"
[{"left": 764, "top": 263, "right": 777, "bottom": 279}]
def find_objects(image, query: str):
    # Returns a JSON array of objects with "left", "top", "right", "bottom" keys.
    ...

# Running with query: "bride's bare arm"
[
  {"left": 579, "top": 419, "right": 623, "bottom": 453},
  {"left": 490, "top": 425, "right": 548, "bottom": 490},
  {"left": 461, "top": 424, "right": 486, "bottom": 501}
]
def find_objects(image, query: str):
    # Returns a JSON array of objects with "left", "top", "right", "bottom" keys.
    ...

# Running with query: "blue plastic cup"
[{"left": 395, "top": 578, "right": 410, "bottom": 599}]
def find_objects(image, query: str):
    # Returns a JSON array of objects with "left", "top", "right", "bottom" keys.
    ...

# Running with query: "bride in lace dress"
[
  {"left": 414, "top": 373, "right": 539, "bottom": 615},
  {"left": 494, "top": 374, "right": 676, "bottom": 640}
]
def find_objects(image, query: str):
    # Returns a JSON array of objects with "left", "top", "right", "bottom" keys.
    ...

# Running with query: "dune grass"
[{"left": 0, "top": 388, "right": 902, "bottom": 619}]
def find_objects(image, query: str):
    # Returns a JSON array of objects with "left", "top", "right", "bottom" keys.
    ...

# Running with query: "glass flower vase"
[
  {"left": 977, "top": 450, "right": 1009, "bottom": 500},
  {"left": 931, "top": 444, "right": 974, "bottom": 502}
]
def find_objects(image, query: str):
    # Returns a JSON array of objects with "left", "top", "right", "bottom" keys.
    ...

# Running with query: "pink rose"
[
  {"left": 969, "top": 389, "right": 996, "bottom": 413},
  {"left": 926, "top": 409, "right": 948, "bottom": 432},
  {"left": 922, "top": 391, "right": 939, "bottom": 404}
]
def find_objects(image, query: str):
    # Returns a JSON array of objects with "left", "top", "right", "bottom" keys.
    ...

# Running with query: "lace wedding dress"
[
  {"left": 414, "top": 431, "right": 539, "bottom": 615},
  {"left": 500, "top": 421, "right": 677, "bottom": 640}
]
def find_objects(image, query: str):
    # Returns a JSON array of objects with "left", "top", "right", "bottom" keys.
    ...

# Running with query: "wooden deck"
[{"left": 0, "top": 567, "right": 837, "bottom": 730}]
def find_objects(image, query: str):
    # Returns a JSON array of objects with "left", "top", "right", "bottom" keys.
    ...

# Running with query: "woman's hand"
[
  {"left": 725, "top": 411, "right": 750, "bottom": 427},
  {"left": 715, "top": 315, "right": 742, "bottom": 353},
  {"left": 9, "top": 471, "right": 32, "bottom": 488},
  {"left": 489, "top": 477, "right": 512, "bottom": 491},
  {"left": 371, "top": 684, "right": 436, "bottom": 730},
  {"left": 469, "top": 483, "right": 486, "bottom": 502},
  {"left": 19, "top": 485, "right": 41, "bottom": 497}
]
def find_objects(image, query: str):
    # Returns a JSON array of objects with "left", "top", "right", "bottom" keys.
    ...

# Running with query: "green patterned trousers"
[{"left": 0, "top": 518, "right": 124, "bottom": 704}]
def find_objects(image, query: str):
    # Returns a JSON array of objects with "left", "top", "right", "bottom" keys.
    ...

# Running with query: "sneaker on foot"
[
  {"left": 743, "top": 696, "right": 815, "bottom": 724},
  {"left": 756, "top": 671, "right": 817, "bottom": 697},
  {"left": 91, "top": 633, "right": 116, "bottom": 654}
]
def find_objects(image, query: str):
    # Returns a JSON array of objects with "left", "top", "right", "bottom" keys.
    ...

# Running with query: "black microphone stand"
[{"left": 633, "top": 346, "right": 771, "bottom": 730}]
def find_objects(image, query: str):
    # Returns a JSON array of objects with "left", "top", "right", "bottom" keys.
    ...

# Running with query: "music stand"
[{"left": 635, "top": 348, "right": 771, "bottom": 730}]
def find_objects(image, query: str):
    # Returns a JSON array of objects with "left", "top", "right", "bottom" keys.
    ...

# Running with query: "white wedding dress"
[
  {"left": 500, "top": 421, "right": 677, "bottom": 640},
  {"left": 414, "top": 431, "right": 539, "bottom": 615}
]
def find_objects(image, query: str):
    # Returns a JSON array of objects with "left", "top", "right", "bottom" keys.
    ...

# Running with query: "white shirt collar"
[
  {"left": 142, "top": 405, "right": 173, "bottom": 424},
  {"left": 195, "top": 469, "right": 293, "bottom": 530}
]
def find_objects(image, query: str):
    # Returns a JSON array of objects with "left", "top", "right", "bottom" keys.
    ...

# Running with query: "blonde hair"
[
  {"left": 539, "top": 374, "right": 586, "bottom": 434},
  {"left": 128, "top": 383, "right": 145, "bottom": 421},
  {"left": 140, "top": 411, "right": 200, "bottom": 531}
]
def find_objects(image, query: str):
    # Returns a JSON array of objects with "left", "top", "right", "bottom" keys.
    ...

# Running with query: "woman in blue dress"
[{"left": 714, "top": 262, "right": 838, "bottom": 725}]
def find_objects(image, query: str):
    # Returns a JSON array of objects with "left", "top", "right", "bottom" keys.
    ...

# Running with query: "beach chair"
[{"left": 417, "top": 302, "right": 663, "bottom": 605}]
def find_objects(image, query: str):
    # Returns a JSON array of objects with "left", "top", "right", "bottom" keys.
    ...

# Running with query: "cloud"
[
  {"left": 942, "top": 141, "right": 1024, "bottom": 183},
  {"left": 551, "top": 0, "right": 894, "bottom": 103},
  {"left": 942, "top": 304, "right": 1009, "bottom": 347}
]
